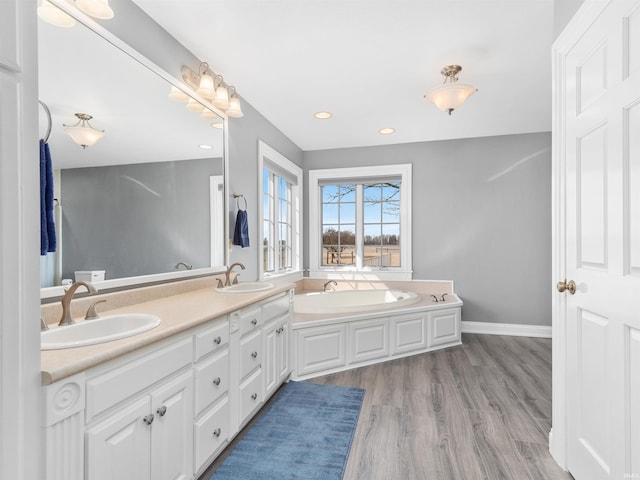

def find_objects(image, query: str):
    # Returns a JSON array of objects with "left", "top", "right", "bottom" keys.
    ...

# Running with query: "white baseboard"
[{"left": 461, "top": 321, "right": 552, "bottom": 338}]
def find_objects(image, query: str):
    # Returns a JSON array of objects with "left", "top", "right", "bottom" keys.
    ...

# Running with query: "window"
[
  {"left": 309, "top": 164, "right": 412, "bottom": 280},
  {"left": 258, "top": 141, "right": 302, "bottom": 280}
]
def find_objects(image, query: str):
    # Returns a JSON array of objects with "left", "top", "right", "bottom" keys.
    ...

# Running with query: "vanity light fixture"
[
  {"left": 425, "top": 65, "right": 477, "bottom": 115},
  {"left": 378, "top": 127, "right": 395, "bottom": 135},
  {"left": 179, "top": 62, "right": 243, "bottom": 118},
  {"left": 314, "top": 111, "right": 332, "bottom": 119},
  {"left": 37, "top": 0, "right": 77, "bottom": 27},
  {"left": 63, "top": 113, "right": 105, "bottom": 149},
  {"left": 168, "top": 85, "right": 189, "bottom": 102},
  {"left": 75, "top": 0, "right": 114, "bottom": 19},
  {"left": 185, "top": 97, "right": 205, "bottom": 112}
]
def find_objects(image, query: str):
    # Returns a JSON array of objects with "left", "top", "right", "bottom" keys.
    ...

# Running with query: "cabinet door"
[
  {"left": 276, "top": 320, "right": 291, "bottom": 383},
  {"left": 348, "top": 318, "right": 389, "bottom": 364},
  {"left": 86, "top": 397, "right": 152, "bottom": 480},
  {"left": 263, "top": 320, "right": 278, "bottom": 396},
  {"left": 391, "top": 312, "right": 427, "bottom": 355},
  {"left": 427, "top": 308, "right": 461, "bottom": 348},
  {"left": 194, "top": 349, "right": 229, "bottom": 416},
  {"left": 194, "top": 398, "right": 230, "bottom": 474},
  {"left": 296, "top": 324, "right": 347, "bottom": 376},
  {"left": 150, "top": 371, "right": 194, "bottom": 480}
]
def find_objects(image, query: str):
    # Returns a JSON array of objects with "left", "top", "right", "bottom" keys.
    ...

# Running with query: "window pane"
[
  {"left": 363, "top": 183, "right": 382, "bottom": 201},
  {"left": 339, "top": 184, "right": 356, "bottom": 202},
  {"left": 339, "top": 202, "right": 356, "bottom": 224},
  {"left": 382, "top": 201, "right": 400, "bottom": 223},
  {"left": 322, "top": 203, "right": 339, "bottom": 224},
  {"left": 383, "top": 183, "right": 400, "bottom": 201},
  {"left": 364, "top": 201, "right": 381, "bottom": 223},
  {"left": 322, "top": 185, "right": 340, "bottom": 203}
]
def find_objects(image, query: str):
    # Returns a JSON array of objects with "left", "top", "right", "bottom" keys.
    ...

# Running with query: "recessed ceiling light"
[
  {"left": 199, "top": 144, "right": 213, "bottom": 150},
  {"left": 314, "top": 111, "right": 332, "bottom": 119},
  {"left": 378, "top": 127, "right": 395, "bottom": 135}
]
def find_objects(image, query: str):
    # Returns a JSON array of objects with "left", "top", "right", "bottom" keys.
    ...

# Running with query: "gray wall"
[
  {"left": 226, "top": 101, "right": 303, "bottom": 282},
  {"left": 553, "top": 0, "right": 585, "bottom": 39},
  {"left": 61, "top": 158, "right": 222, "bottom": 281},
  {"left": 303, "top": 132, "right": 552, "bottom": 326}
]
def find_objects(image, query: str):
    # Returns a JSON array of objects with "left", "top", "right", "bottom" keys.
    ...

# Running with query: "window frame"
[
  {"left": 258, "top": 141, "right": 303, "bottom": 282},
  {"left": 309, "top": 164, "right": 412, "bottom": 280}
]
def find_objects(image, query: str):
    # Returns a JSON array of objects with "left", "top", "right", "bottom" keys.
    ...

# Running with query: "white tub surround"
[
  {"left": 41, "top": 278, "right": 295, "bottom": 480},
  {"left": 294, "top": 289, "right": 419, "bottom": 314},
  {"left": 292, "top": 280, "right": 462, "bottom": 380}
]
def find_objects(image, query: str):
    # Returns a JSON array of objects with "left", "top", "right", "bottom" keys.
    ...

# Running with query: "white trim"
[
  {"left": 257, "top": 141, "right": 303, "bottom": 281},
  {"left": 210, "top": 175, "right": 225, "bottom": 268},
  {"left": 308, "top": 164, "right": 412, "bottom": 276},
  {"left": 461, "top": 321, "right": 552, "bottom": 338}
]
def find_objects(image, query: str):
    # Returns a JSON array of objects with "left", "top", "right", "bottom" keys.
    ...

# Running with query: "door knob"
[{"left": 556, "top": 279, "right": 576, "bottom": 295}]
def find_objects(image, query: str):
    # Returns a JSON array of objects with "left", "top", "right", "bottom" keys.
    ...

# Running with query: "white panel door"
[{"left": 555, "top": 1, "right": 640, "bottom": 478}]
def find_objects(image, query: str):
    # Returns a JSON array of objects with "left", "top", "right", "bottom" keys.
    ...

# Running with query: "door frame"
[{"left": 549, "top": 0, "right": 613, "bottom": 470}]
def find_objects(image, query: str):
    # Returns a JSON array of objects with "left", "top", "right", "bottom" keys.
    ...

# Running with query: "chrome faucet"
[
  {"left": 59, "top": 281, "right": 98, "bottom": 326},
  {"left": 323, "top": 280, "right": 337, "bottom": 293},
  {"left": 224, "top": 262, "right": 246, "bottom": 287}
]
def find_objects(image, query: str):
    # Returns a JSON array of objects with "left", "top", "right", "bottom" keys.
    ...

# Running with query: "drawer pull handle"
[
  {"left": 213, "top": 428, "right": 222, "bottom": 438},
  {"left": 213, "top": 377, "right": 221, "bottom": 386},
  {"left": 156, "top": 405, "right": 167, "bottom": 417},
  {"left": 213, "top": 336, "right": 222, "bottom": 345},
  {"left": 143, "top": 414, "right": 154, "bottom": 425},
  {"left": 251, "top": 393, "right": 258, "bottom": 401},
  {"left": 251, "top": 351, "right": 258, "bottom": 359},
  {"left": 251, "top": 319, "right": 258, "bottom": 326}
]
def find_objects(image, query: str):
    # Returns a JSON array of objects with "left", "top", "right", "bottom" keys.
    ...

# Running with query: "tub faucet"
[
  {"left": 224, "top": 262, "right": 246, "bottom": 286},
  {"left": 59, "top": 281, "right": 98, "bottom": 327},
  {"left": 323, "top": 280, "right": 338, "bottom": 293}
]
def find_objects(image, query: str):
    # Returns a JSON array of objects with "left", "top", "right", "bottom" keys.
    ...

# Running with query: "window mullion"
[{"left": 355, "top": 184, "right": 363, "bottom": 269}]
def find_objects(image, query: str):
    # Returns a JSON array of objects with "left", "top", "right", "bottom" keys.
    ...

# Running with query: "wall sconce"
[
  {"left": 178, "top": 62, "right": 243, "bottom": 118},
  {"left": 425, "top": 65, "right": 477, "bottom": 115},
  {"left": 63, "top": 113, "right": 105, "bottom": 149},
  {"left": 37, "top": 0, "right": 114, "bottom": 27}
]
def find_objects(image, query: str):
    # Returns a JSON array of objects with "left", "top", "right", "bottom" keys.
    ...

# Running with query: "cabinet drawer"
[
  {"left": 236, "top": 306, "right": 262, "bottom": 336},
  {"left": 240, "top": 329, "right": 262, "bottom": 379},
  {"left": 86, "top": 338, "right": 192, "bottom": 423},
  {"left": 262, "top": 295, "right": 290, "bottom": 323},
  {"left": 194, "top": 319, "right": 229, "bottom": 362},
  {"left": 194, "top": 349, "right": 229, "bottom": 416},
  {"left": 239, "top": 369, "right": 263, "bottom": 425},
  {"left": 194, "top": 398, "right": 229, "bottom": 473}
]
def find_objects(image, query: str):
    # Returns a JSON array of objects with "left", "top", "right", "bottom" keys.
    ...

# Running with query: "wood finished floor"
[{"left": 199, "top": 333, "right": 574, "bottom": 480}]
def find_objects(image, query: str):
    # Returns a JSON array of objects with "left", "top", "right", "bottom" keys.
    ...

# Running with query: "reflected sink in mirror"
[
  {"left": 41, "top": 313, "right": 161, "bottom": 350},
  {"left": 218, "top": 282, "right": 275, "bottom": 293}
]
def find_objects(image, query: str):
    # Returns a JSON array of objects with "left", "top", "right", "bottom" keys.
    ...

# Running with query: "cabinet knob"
[
  {"left": 251, "top": 351, "right": 258, "bottom": 359},
  {"left": 213, "top": 428, "right": 221, "bottom": 438},
  {"left": 251, "top": 393, "right": 258, "bottom": 401},
  {"left": 143, "top": 414, "right": 154, "bottom": 425},
  {"left": 213, "top": 336, "right": 222, "bottom": 345},
  {"left": 212, "top": 377, "right": 221, "bottom": 386},
  {"left": 251, "top": 319, "right": 258, "bottom": 326},
  {"left": 156, "top": 405, "right": 167, "bottom": 417}
]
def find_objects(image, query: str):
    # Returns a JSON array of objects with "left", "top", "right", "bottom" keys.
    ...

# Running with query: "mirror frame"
[{"left": 40, "top": 0, "right": 229, "bottom": 300}]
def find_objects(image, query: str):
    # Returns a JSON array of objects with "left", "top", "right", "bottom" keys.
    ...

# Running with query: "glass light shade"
[
  {"left": 427, "top": 83, "right": 476, "bottom": 114},
  {"left": 196, "top": 72, "right": 216, "bottom": 99},
  {"left": 76, "top": 0, "right": 114, "bottom": 19},
  {"left": 168, "top": 85, "right": 188, "bottom": 102},
  {"left": 213, "top": 84, "right": 229, "bottom": 110},
  {"left": 226, "top": 95, "right": 243, "bottom": 118},
  {"left": 186, "top": 98, "right": 205, "bottom": 112},
  {"left": 37, "top": 0, "right": 77, "bottom": 27},
  {"left": 201, "top": 109, "right": 218, "bottom": 120},
  {"left": 64, "top": 126, "right": 104, "bottom": 148}
]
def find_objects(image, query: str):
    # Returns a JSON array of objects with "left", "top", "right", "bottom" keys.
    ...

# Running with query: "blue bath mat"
[{"left": 211, "top": 381, "right": 365, "bottom": 480}]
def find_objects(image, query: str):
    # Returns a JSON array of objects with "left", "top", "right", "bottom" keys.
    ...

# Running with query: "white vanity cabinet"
[{"left": 43, "top": 289, "right": 294, "bottom": 480}]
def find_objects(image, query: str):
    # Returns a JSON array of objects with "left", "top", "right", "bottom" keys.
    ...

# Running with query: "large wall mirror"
[{"left": 38, "top": 3, "right": 227, "bottom": 299}]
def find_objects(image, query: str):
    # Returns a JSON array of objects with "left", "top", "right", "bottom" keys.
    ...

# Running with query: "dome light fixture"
[
  {"left": 63, "top": 113, "right": 105, "bottom": 149},
  {"left": 426, "top": 65, "right": 477, "bottom": 115}
]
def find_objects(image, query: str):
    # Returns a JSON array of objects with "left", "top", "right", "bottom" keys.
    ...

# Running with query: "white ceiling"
[{"left": 133, "top": 0, "right": 555, "bottom": 152}]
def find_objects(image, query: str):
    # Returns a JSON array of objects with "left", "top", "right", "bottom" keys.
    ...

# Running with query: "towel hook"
[
  {"left": 39, "top": 100, "right": 52, "bottom": 144},
  {"left": 233, "top": 194, "right": 247, "bottom": 211}
]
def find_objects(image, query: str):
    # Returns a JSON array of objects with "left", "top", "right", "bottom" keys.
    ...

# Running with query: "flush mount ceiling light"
[
  {"left": 63, "top": 113, "right": 104, "bottom": 149},
  {"left": 378, "top": 127, "right": 395, "bottom": 135},
  {"left": 425, "top": 65, "right": 477, "bottom": 115},
  {"left": 314, "top": 111, "right": 332, "bottom": 119},
  {"left": 178, "top": 62, "right": 243, "bottom": 118}
]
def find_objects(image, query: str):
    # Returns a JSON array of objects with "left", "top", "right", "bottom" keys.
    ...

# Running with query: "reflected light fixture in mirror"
[
  {"left": 76, "top": 0, "right": 114, "bottom": 20},
  {"left": 425, "top": 65, "right": 477, "bottom": 116},
  {"left": 63, "top": 113, "right": 105, "bottom": 149},
  {"left": 37, "top": 0, "right": 76, "bottom": 28}
]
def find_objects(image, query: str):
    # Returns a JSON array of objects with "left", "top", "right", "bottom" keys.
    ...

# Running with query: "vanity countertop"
[{"left": 41, "top": 283, "right": 294, "bottom": 385}]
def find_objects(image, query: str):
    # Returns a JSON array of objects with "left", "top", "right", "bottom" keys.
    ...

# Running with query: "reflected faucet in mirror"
[
  {"left": 175, "top": 262, "right": 192, "bottom": 271},
  {"left": 59, "top": 281, "right": 98, "bottom": 326}
]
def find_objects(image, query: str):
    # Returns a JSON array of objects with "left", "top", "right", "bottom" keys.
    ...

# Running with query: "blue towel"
[
  {"left": 40, "top": 139, "right": 56, "bottom": 255},
  {"left": 233, "top": 209, "right": 250, "bottom": 248}
]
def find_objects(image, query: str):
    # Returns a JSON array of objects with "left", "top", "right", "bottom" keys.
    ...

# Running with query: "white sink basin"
[
  {"left": 218, "top": 282, "right": 274, "bottom": 293},
  {"left": 41, "top": 313, "right": 161, "bottom": 350}
]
